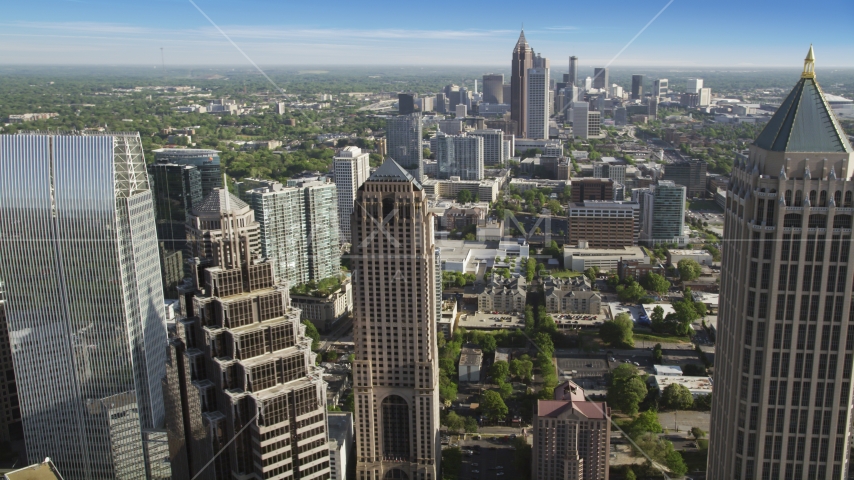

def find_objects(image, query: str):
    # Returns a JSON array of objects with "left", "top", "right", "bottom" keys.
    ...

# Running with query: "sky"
[{"left": 1, "top": 0, "right": 853, "bottom": 68}]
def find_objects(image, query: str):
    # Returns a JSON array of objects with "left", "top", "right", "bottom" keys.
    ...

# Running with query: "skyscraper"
[
  {"left": 398, "top": 93, "right": 417, "bottom": 115},
  {"left": 435, "top": 132, "right": 484, "bottom": 180},
  {"left": 0, "top": 280, "right": 22, "bottom": 445},
  {"left": 0, "top": 133, "right": 168, "bottom": 478},
  {"left": 152, "top": 148, "right": 222, "bottom": 197},
  {"left": 593, "top": 68, "right": 609, "bottom": 90},
  {"left": 631, "top": 74, "right": 644, "bottom": 100},
  {"left": 527, "top": 65, "right": 550, "bottom": 140},
  {"left": 471, "top": 129, "right": 505, "bottom": 166},
  {"left": 482, "top": 74, "right": 504, "bottom": 104},
  {"left": 634, "top": 181, "right": 686, "bottom": 245},
  {"left": 708, "top": 47, "right": 854, "bottom": 480},
  {"left": 572, "top": 101, "right": 590, "bottom": 139},
  {"left": 334, "top": 146, "right": 371, "bottom": 244},
  {"left": 351, "top": 159, "right": 441, "bottom": 480},
  {"left": 511, "top": 30, "right": 534, "bottom": 139},
  {"left": 164, "top": 187, "right": 330, "bottom": 480},
  {"left": 386, "top": 113, "right": 423, "bottom": 180},
  {"left": 568, "top": 56, "right": 578, "bottom": 86},
  {"left": 686, "top": 78, "right": 703, "bottom": 94},
  {"left": 653, "top": 78, "right": 669, "bottom": 98}
]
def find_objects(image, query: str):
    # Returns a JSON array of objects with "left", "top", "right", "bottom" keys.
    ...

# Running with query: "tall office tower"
[
  {"left": 653, "top": 78, "right": 669, "bottom": 98},
  {"left": 455, "top": 104, "right": 467, "bottom": 118},
  {"left": 568, "top": 56, "right": 578, "bottom": 86},
  {"left": 662, "top": 159, "right": 708, "bottom": 198},
  {"left": 572, "top": 101, "right": 590, "bottom": 139},
  {"left": 584, "top": 77, "right": 593, "bottom": 90},
  {"left": 648, "top": 97, "right": 659, "bottom": 117},
  {"left": 153, "top": 148, "right": 222, "bottom": 197},
  {"left": 511, "top": 30, "right": 534, "bottom": 139},
  {"left": 587, "top": 111, "right": 601, "bottom": 138},
  {"left": 686, "top": 77, "right": 703, "bottom": 94},
  {"left": 164, "top": 187, "right": 330, "bottom": 480},
  {"left": 593, "top": 68, "right": 609, "bottom": 90},
  {"left": 435, "top": 93, "right": 447, "bottom": 113},
  {"left": 482, "top": 74, "right": 504, "bottom": 104},
  {"left": 634, "top": 181, "right": 686, "bottom": 244},
  {"left": 448, "top": 90, "right": 461, "bottom": 111},
  {"left": 0, "top": 133, "right": 168, "bottom": 478},
  {"left": 614, "top": 107, "right": 627, "bottom": 126},
  {"left": 708, "top": 47, "right": 854, "bottom": 480},
  {"left": 334, "top": 146, "right": 371, "bottom": 244},
  {"left": 246, "top": 178, "right": 340, "bottom": 287},
  {"left": 387, "top": 113, "right": 423, "bottom": 180},
  {"left": 698, "top": 87, "right": 712, "bottom": 107},
  {"left": 435, "top": 132, "right": 484, "bottom": 180},
  {"left": 459, "top": 86, "right": 470, "bottom": 109},
  {"left": 0, "top": 281, "right": 22, "bottom": 444},
  {"left": 502, "top": 84, "right": 511, "bottom": 106},
  {"left": 351, "top": 159, "right": 441, "bottom": 480},
  {"left": 567, "top": 201, "right": 640, "bottom": 248},
  {"left": 398, "top": 93, "right": 417, "bottom": 114},
  {"left": 527, "top": 66, "right": 550, "bottom": 140},
  {"left": 471, "top": 129, "right": 505, "bottom": 166},
  {"left": 532, "top": 381, "right": 610, "bottom": 480},
  {"left": 631, "top": 74, "right": 644, "bottom": 100}
]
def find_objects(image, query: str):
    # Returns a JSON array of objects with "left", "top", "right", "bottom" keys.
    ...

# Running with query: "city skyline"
[{"left": 1, "top": 0, "right": 853, "bottom": 66}]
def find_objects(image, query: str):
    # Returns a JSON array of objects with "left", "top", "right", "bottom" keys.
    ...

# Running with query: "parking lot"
[
  {"left": 458, "top": 312, "right": 525, "bottom": 330},
  {"left": 552, "top": 312, "right": 605, "bottom": 329},
  {"left": 454, "top": 437, "right": 521, "bottom": 480}
]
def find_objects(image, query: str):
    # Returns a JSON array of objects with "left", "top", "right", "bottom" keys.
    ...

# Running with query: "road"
[
  {"left": 318, "top": 316, "right": 353, "bottom": 352},
  {"left": 452, "top": 436, "right": 521, "bottom": 480}
]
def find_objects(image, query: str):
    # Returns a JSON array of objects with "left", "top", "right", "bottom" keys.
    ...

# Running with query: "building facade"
[
  {"left": 328, "top": 412, "right": 354, "bottom": 480},
  {"left": 635, "top": 181, "right": 686, "bottom": 245},
  {"left": 435, "top": 132, "right": 484, "bottom": 181},
  {"left": 543, "top": 276, "right": 601, "bottom": 315},
  {"left": 477, "top": 274, "right": 527, "bottom": 313},
  {"left": 511, "top": 30, "right": 534, "bottom": 139},
  {"left": 350, "top": 159, "right": 441, "bottom": 480},
  {"left": 593, "top": 68, "right": 609, "bottom": 90},
  {"left": 708, "top": 48, "right": 854, "bottom": 480},
  {"left": 470, "top": 129, "right": 505, "bottom": 166},
  {"left": 0, "top": 133, "right": 169, "bottom": 478},
  {"left": 571, "top": 178, "right": 615, "bottom": 202},
  {"left": 662, "top": 159, "right": 708, "bottom": 197},
  {"left": 568, "top": 56, "right": 578, "bottom": 87},
  {"left": 386, "top": 114, "right": 423, "bottom": 180},
  {"left": 334, "top": 146, "right": 371, "bottom": 245},
  {"left": 593, "top": 163, "right": 627, "bottom": 186},
  {"left": 533, "top": 381, "right": 610, "bottom": 480},
  {"left": 482, "top": 74, "right": 504, "bottom": 104},
  {"left": 291, "top": 277, "right": 353, "bottom": 333},
  {"left": 567, "top": 201, "right": 640, "bottom": 248},
  {"left": 527, "top": 66, "right": 550, "bottom": 140},
  {"left": 153, "top": 148, "right": 222, "bottom": 197},
  {"left": 0, "top": 282, "right": 22, "bottom": 444},
  {"left": 631, "top": 74, "right": 644, "bottom": 100}
]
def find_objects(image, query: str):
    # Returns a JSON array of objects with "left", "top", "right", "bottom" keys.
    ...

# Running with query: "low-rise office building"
[
  {"left": 290, "top": 277, "right": 353, "bottom": 332},
  {"left": 566, "top": 201, "right": 640, "bottom": 248},
  {"left": 666, "top": 249, "right": 714, "bottom": 266},
  {"left": 459, "top": 347, "right": 483, "bottom": 383},
  {"left": 563, "top": 242, "right": 649, "bottom": 272},
  {"left": 438, "top": 299, "right": 459, "bottom": 339}
]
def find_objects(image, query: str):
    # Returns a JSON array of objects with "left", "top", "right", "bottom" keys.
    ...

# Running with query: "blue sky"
[{"left": 1, "top": 0, "right": 852, "bottom": 67}]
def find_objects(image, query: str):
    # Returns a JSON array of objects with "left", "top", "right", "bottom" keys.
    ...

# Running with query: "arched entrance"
[{"left": 381, "top": 395, "right": 411, "bottom": 462}]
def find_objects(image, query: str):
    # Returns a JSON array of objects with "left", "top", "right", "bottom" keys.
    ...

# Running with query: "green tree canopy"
[
  {"left": 677, "top": 259, "right": 702, "bottom": 281},
  {"left": 661, "top": 383, "right": 694, "bottom": 410},
  {"left": 490, "top": 361, "right": 510, "bottom": 384},
  {"left": 641, "top": 272, "right": 671, "bottom": 295},
  {"left": 478, "top": 334, "right": 497, "bottom": 354},
  {"left": 627, "top": 410, "right": 663, "bottom": 438},
  {"left": 616, "top": 279, "right": 646, "bottom": 302},
  {"left": 457, "top": 189, "right": 474, "bottom": 204},
  {"left": 599, "top": 313, "right": 635, "bottom": 348},
  {"left": 444, "top": 411, "right": 466, "bottom": 434},
  {"left": 480, "top": 390, "right": 509, "bottom": 422},
  {"left": 607, "top": 364, "right": 647, "bottom": 415},
  {"left": 302, "top": 320, "right": 321, "bottom": 350},
  {"left": 496, "top": 380, "right": 513, "bottom": 399},
  {"left": 464, "top": 417, "right": 479, "bottom": 433},
  {"left": 509, "top": 359, "right": 534, "bottom": 382}
]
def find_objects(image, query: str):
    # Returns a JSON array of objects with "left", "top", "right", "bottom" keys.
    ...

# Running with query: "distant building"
[
  {"left": 543, "top": 276, "right": 601, "bottom": 314},
  {"left": 438, "top": 299, "right": 459, "bottom": 339},
  {"left": 533, "top": 381, "right": 610, "bottom": 480},
  {"left": 511, "top": 30, "right": 534, "bottom": 138},
  {"left": 482, "top": 74, "right": 504, "bottom": 104},
  {"left": 631, "top": 74, "right": 644, "bottom": 100},
  {"left": 527, "top": 66, "right": 550, "bottom": 140},
  {"left": 680, "top": 93, "right": 699, "bottom": 108},
  {"left": 435, "top": 132, "right": 484, "bottom": 181},
  {"left": 0, "top": 283, "right": 21, "bottom": 444},
  {"left": 634, "top": 180, "right": 687, "bottom": 245},
  {"left": 459, "top": 347, "right": 483, "bottom": 382},
  {"left": 399, "top": 92, "right": 418, "bottom": 114},
  {"left": 614, "top": 106, "right": 627, "bottom": 126},
  {"left": 2, "top": 458, "right": 64, "bottom": 480},
  {"left": 593, "top": 68, "right": 609, "bottom": 90},
  {"left": 563, "top": 243, "right": 649, "bottom": 272},
  {"left": 152, "top": 148, "right": 222, "bottom": 197},
  {"left": 593, "top": 162, "right": 626, "bottom": 186},
  {"left": 386, "top": 113, "right": 423, "bottom": 179},
  {"left": 571, "top": 178, "right": 615, "bottom": 202},
  {"left": 662, "top": 159, "right": 708, "bottom": 198},
  {"left": 666, "top": 249, "right": 714, "bottom": 266},
  {"left": 617, "top": 259, "right": 666, "bottom": 282},
  {"left": 572, "top": 102, "right": 589, "bottom": 139},
  {"left": 477, "top": 274, "right": 527, "bottom": 313},
  {"left": 471, "top": 129, "right": 506, "bottom": 165},
  {"left": 698, "top": 87, "right": 712, "bottom": 107},
  {"left": 686, "top": 78, "right": 703, "bottom": 94},
  {"left": 421, "top": 177, "right": 501, "bottom": 203},
  {"left": 648, "top": 97, "right": 659, "bottom": 117},
  {"left": 328, "top": 412, "right": 354, "bottom": 480},
  {"left": 455, "top": 104, "right": 468, "bottom": 118},
  {"left": 567, "top": 201, "right": 640, "bottom": 248},
  {"left": 334, "top": 146, "right": 371, "bottom": 244},
  {"left": 652, "top": 78, "right": 669, "bottom": 98},
  {"left": 568, "top": 56, "right": 578, "bottom": 86}
]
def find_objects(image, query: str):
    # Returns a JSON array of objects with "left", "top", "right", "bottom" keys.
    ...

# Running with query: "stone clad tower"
[
  {"left": 351, "top": 159, "right": 441, "bottom": 480},
  {"left": 708, "top": 47, "right": 854, "bottom": 479}
]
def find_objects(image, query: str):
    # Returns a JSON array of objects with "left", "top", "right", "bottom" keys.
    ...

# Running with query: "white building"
[
  {"left": 593, "top": 161, "right": 627, "bottom": 186},
  {"left": 527, "top": 67, "right": 550, "bottom": 140},
  {"left": 667, "top": 249, "right": 713, "bottom": 265},
  {"left": 458, "top": 347, "right": 483, "bottom": 383},
  {"left": 653, "top": 79, "right": 669, "bottom": 98},
  {"left": 328, "top": 412, "right": 354, "bottom": 480},
  {"left": 334, "top": 146, "right": 371, "bottom": 244},
  {"left": 572, "top": 101, "right": 589, "bottom": 139},
  {"left": 435, "top": 132, "right": 484, "bottom": 181},
  {"left": 563, "top": 242, "right": 649, "bottom": 272},
  {"left": 686, "top": 78, "right": 703, "bottom": 94},
  {"left": 455, "top": 103, "right": 467, "bottom": 118},
  {"left": 471, "top": 129, "right": 505, "bottom": 166},
  {"left": 438, "top": 119, "right": 463, "bottom": 135},
  {"left": 699, "top": 87, "right": 712, "bottom": 107},
  {"left": 651, "top": 375, "right": 713, "bottom": 397}
]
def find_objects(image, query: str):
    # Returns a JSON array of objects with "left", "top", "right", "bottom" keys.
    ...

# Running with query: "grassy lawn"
[
  {"left": 549, "top": 269, "right": 584, "bottom": 278},
  {"left": 633, "top": 332, "right": 691, "bottom": 344},
  {"left": 686, "top": 199, "right": 724, "bottom": 213}
]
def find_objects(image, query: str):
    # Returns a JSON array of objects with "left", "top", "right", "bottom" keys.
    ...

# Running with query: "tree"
[
  {"left": 682, "top": 363, "right": 706, "bottom": 376},
  {"left": 457, "top": 189, "right": 474, "bottom": 204},
  {"left": 480, "top": 390, "right": 508, "bottom": 422},
  {"left": 625, "top": 468, "right": 637, "bottom": 480},
  {"left": 600, "top": 313, "right": 634, "bottom": 348},
  {"left": 534, "top": 332, "right": 555, "bottom": 358},
  {"left": 627, "top": 410, "right": 663, "bottom": 438},
  {"left": 641, "top": 272, "right": 671, "bottom": 295},
  {"left": 302, "top": 320, "right": 321, "bottom": 350},
  {"left": 496, "top": 380, "right": 513, "bottom": 399},
  {"left": 444, "top": 411, "right": 466, "bottom": 434},
  {"left": 324, "top": 350, "right": 338, "bottom": 362},
  {"left": 343, "top": 392, "right": 355, "bottom": 412},
  {"left": 691, "top": 427, "right": 706, "bottom": 440},
  {"left": 525, "top": 257, "right": 536, "bottom": 282},
  {"left": 661, "top": 383, "right": 694, "bottom": 410},
  {"left": 584, "top": 266, "right": 599, "bottom": 283},
  {"left": 423, "top": 147, "right": 432, "bottom": 159},
  {"left": 478, "top": 334, "right": 497, "bottom": 354},
  {"left": 665, "top": 450, "right": 688, "bottom": 476},
  {"left": 439, "top": 372, "right": 458, "bottom": 403},
  {"left": 510, "top": 359, "right": 533, "bottom": 382},
  {"left": 616, "top": 279, "right": 646, "bottom": 302},
  {"left": 677, "top": 259, "right": 702, "bottom": 281},
  {"left": 490, "top": 361, "right": 510, "bottom": 384},
  {"left": 442, "top": 447, "right": 463, "bottom": 479},
  {"left": 607, "top": 364, "right": 647, "bottom": 415},
  {"left": 465, "top": 416, "right": 479, "bottom": 433},
  {"left": 693, "top": 393, "right": 712, "bottom": 411},
  {"left": 652, "top": 343, "right": 663, "bottom": 364}
]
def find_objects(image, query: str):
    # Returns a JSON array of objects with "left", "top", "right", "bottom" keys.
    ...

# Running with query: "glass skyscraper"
[
  {"left": 152, "top": 148, "right": 221, "bottom": 197},
  {"left": 0, "top": 133, "right": 169, "bottom": 479}
]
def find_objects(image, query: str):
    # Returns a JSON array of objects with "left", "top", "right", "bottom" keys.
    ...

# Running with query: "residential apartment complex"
[
  {"left": 543, "top": 276, "right": 602, "bottom": 315},
  {"left": 386, "top": 113, "right": 423, "bottom": 180},
  {"left": 527, "top": 66, "right": 550, "bottom": 140},
  {"left": 334, "top": 146, "right": 371, "bottom": 244},
  {"left": 435, "top": 132, "right": 485, "bottom": 180},
  {"left": 635, "top": 181, "right": 686, "bottom": 245},
  {"left": 477, "top": 274, "right": 527, "bottom": 313}
]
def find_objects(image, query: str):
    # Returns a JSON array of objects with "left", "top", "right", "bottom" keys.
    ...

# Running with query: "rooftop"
[
  {"left": 195, "top": 188, "right": 249, "bottom": 214},
  {"left": 327, "top": 412, "right": 353, "bottom": 446},
  {"left": 460, "top": 347, "right": 483, "bottom": 366},
  {"left": 537, "top": 399, "right": 609, "bottom": 420},
  {"left": 651, "top": 375, "right": 713, "bottom": 395},
  {"left": 2, "top": 459, "right": 64, "bottom": 480},
  {"left": 368, "top": 158, "right": 421, "bottom": 188}
]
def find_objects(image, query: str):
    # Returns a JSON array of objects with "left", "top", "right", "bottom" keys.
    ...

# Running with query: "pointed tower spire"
[{"left": 802, "top": 44, "right": 815, "bottom": 79}]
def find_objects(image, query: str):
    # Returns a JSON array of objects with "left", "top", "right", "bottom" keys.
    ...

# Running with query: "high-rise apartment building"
[
  {"left": 572, "top": 101, "right": 589, "bottom": 139},
  {"left": 527, "top": 66, "right": 550, "bottom": 140},
  {"left": 634, "top": 180, "right": 686, "bottom": 245},
  {"left": 686, "top": 78, "right": 703, "bottom": 94},
  {"left": 351, "top": 159, "right": 441, "bottom": 480},
  {"left": 435, "top": 132, "right": 484, "bottom": 180},
  {"left": 482, "top": 74, "right": 504, "bottom": 104},
  {"left": 663, "top": 159, "right": 708, "bottom": 198},
  {"left": 708, "top": 47, "right": 854, "bottom": 480},
  {"left": 593, "top": 162, "right": 627, "bottom": 186},
  {"left": 511, "top": 30, "right": 534, "bottom": 139},
  {"left": 593, "top": 68, "right": 609, "bottom": 90},
  {"left": 153, "top": 148, "right": 222, "bottom": 197},
  {"left": 567, "top": 201, "right": 640, "bottom": 248},
  {"left": 631, "top": 74, "right": 644, "bottom": 100},
  {"left": 386, "top": 113, "right": 423, "bottom": 180},
  {"left": 533, "top": 381, "right": 610, "bottom": 480},
  {"left": 471, "top": 129, "right": 506, "bottom": 166},
  {"left": 164, "top": 187, "right": 330, "bottom": 480},
  {"left": 334, "top": 146, "right": 371, "bottom": 244},
  {"left": 568, "top": 56, "right": 578, "bottom": 86},
  {"left": 653, "top": 78, "right": 669, "bottom": 98},
  {"left": 0, "top": 133, "right": 169, "bottom": 478},
  {"left": 699, "top": 87, "right": 712, "bottom": 107},
  {"left": 245, "top": 178, "right": 340, "bottom": 287}
]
